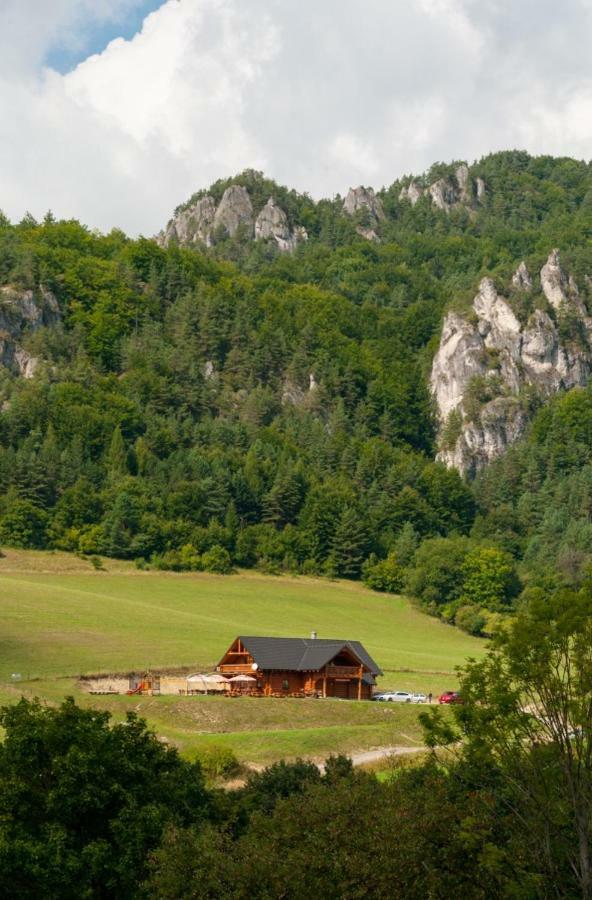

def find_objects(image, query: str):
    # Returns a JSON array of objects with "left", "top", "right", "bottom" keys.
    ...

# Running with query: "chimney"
[{"left": 310, "top": 630, "right": 317, "bottom": 640}]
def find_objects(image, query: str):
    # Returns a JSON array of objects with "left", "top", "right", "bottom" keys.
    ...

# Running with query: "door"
[{"left": 333, "top": 679, "right": 350, "bottom": 699}]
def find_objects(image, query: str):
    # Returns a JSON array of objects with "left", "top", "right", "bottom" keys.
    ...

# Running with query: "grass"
[
  {"left": 9, "top": 681, "right": 430, "bottom": 765},
  {"left": 0, "top": 548, "right": 481, "bottom": 765}
]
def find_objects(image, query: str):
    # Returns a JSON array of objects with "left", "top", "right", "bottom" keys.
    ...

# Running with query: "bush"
[
  {"left": 362, "top": 552, "right": 405, "bottom": 593},
  {"left": 454, "top": 603, "right": 487, "bottom": 635},
  {"left": 193, "top": 745, "right": 241, "bottom": 780},
  {"left": 201, "top": 544, "right": 234, "bottom": 574},
  {"left": 152, "top": 544, "right": 203, "bottom": 571},
  {"left": 0, "top": 499, "right": 48, "bottom": 549}
]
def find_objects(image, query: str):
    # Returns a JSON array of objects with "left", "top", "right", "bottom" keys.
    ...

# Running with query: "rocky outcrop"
[
  {"left": 399, "top": 163, "right": 485, "bottom": 213},
  {"left": 512, "top": 261, "right": 532, "bottom": 291},
  {"left": 212, "top": 185, "right": 253, "bottom": 237},
  {"left": 398, "top": 180, "right": 423, "bottom": 206},
  {"left": 0, "top": 286, "right": 60, "bottom": 378},
  {"left": 343, "top": 186, "right": 385, "bottom": 221},
  {"left": 343, "top": 186, "right": 385, "bottom": 241},
  {"left": 431, "top": 252, "right": 592, "bottom": 476},
  {"left": 159, "top": 187, "right": 306, "bottom": 252},
  {"left": 160, "top": 196, "right": 216, "bottom": 247},
  {"left": 282, "top": 373, "right": 318, "bottom": 406},
  {"left": 255, "top": 197, "right": 307, "bottom": 251}
]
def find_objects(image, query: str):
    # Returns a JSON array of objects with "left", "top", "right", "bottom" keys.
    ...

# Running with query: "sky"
[{"left": 1, "top": 0, "right": 592, "bottom": 236}]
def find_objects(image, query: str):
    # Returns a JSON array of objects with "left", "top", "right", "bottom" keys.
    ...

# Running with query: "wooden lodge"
[{"left": 216, "top": 635, "right": 382, "bottom": 700}]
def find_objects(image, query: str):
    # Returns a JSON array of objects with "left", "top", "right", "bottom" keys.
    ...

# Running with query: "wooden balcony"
[
  {"left": 217, "top": 663, "right": 256, "bottom": 674},
  {"left": 326, "top": 665, "right": 362, "bottom": 677}
]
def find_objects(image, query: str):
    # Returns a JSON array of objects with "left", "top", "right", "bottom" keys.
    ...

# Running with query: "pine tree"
[
  {"left": 107, "top": 426, "right": 128, "bottom": 481},
  {"left": 330, "top": 507, "right": 368, "bottom": 578}
]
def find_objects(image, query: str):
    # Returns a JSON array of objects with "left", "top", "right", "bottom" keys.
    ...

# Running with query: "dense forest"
[{"left": 2, "top": 151, "right": 592, "bottom": 633}]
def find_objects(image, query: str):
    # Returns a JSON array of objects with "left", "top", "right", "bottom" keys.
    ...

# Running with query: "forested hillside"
[{"left": 1, "top": 151, "right": 592, "bottom": 633}]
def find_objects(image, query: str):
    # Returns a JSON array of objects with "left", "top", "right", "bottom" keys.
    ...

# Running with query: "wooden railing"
[
  {"left": 326, "top": 665, "right": 362, "bottom": 677},
  {"left": 217, "top": 664, "right": 255, "bottom": 674}
]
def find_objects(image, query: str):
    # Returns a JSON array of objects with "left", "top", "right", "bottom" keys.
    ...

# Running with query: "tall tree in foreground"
[{"left": 422, "top": 585, "right": 592, "bottom": 899}]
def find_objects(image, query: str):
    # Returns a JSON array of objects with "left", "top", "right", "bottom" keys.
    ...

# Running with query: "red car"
[{"left": 438, "top": 691, "right": 462, "bottom": 704}]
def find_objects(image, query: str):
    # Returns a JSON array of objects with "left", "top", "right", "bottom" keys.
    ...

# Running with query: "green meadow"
[{"left": 0, "top": 550, "right": 483, "bottom": 764}]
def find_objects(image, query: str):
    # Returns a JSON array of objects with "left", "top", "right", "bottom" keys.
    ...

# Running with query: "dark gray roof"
[{"left": 236, "top": 636, "right": 382, "bottom": 675}]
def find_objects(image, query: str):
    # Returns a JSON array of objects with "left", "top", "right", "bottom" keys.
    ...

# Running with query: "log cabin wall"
[{"left": 217, "top": 637, "right": 379, "bottom": 699}]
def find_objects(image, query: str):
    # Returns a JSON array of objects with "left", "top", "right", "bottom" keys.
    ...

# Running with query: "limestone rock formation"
[
  {"left": 431, "top": 253, "right": 592, "bottom": 476},
  {"left": 429, "top": 178, "right": 458, "bottom": 212},
  {"left": 159, "top": 187, "right": 305, "bottom": 252},
  {"left": 399, "top": 163, "right": 485, "bottom": 213},
  {"left": 343, "top": 186, "right": 385, "bottom": 240},
  {"left": 160, "top": 196, "right": 216, "bottom": 247},
  {"left": 398, "top": 181, "right": 424, "bottom": 205},
  {"left": 512, "top": 261, "right": 532, "bottom": 291},
  {"left": 212, "top": 185, "right": 254, "bottom": 237},
  {"left": 255, "top": 197, "right": 307, "bottom": 251},
  {"left": 343, "top": 186, "right": 385, "bottom": 221},
  {"left": 0, "top": 286, "right": 60, "bottom": 378}
]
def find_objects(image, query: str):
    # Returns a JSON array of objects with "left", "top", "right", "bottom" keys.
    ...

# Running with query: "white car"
[
  {"left": 373, "top": 690, "right": 413, "bottom": 703},
  {"left": 411, "top": 692, "right": 427, "bottom": 703}
]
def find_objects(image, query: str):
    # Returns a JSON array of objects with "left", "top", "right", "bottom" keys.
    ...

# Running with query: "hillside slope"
[{"left": 1, "top": 151, "right": 592, "bottom": 624}]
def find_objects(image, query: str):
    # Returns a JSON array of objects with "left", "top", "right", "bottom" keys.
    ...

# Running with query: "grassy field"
[{"left": 0, "top": 548, "right": 483, "bottom": 765}]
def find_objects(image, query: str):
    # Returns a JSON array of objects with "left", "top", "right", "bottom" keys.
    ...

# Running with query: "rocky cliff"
[
  {"left": 0, "top": 286, "right": 60, "bottom": 378},
  {"left": 159, "top": 186, "right": 307, "bottom": 252},
  {"left": 342, "top": 186, "right": 385, "bottom": 240},
  {"left": 399, "top": 162, "right": 485, "bottom": 212},
  {"left": 431, "top": 251, "right": 592, "bottom": 476}
]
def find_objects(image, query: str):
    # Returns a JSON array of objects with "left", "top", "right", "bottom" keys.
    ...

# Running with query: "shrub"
[
  {"left": 362, "top": 552, "right": 405, "bottom": 593},
  {"left": 454, "top": 604, "right": 487, "bottom": 635},
  {"left": 152, "top": 544, "right": 203, "bottom": 571},
  {"left": 193, "top": 745, "right": 241, "bottom": 780},
  {"left": 201, "top": 544, "right": 234, "bottom": 574},
  {"left": 0, "top": 500, "right": 48, "bottom": 549}
]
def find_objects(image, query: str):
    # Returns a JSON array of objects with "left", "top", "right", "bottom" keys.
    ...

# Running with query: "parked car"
[
  {"left": 373, "top": 690, "right": 414, "bottom": 703},
  {"left": 438, "top": 690, "right": 462, "bottom": 704},
  {"left": 411, "top": 692, "right": 427, "bottom": 703}
]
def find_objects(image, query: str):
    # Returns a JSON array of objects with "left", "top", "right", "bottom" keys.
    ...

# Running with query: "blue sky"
[{"left": 45, "top": 1, "right": 164, "bottom": 73}]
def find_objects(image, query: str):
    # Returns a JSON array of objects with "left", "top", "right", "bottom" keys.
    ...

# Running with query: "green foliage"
[
  {"left": 422, "top": 585, "right": 592, "bottom": 897},
  {"left": 404, "top": 538, "right": 520, "bottom": 631},
  {"left": 192, "top": 745, "right": 241, "bottom": 780},
  {"left": 201, "top": 544, "right": 234, "bottom": 574},
  {"left": 0, "top": 498, "right": 48, "bottom": 548},
  {"left": 439, "top": 408, "right": 463, "bottom": 450},
  {"left": 453, "top": 603, "right": 487, "bottom": 635},
  {"left": 362, "top": 551, "right": 405, "bottom": 593},
  {"left": 405, "top": 536, "right": 471, "bottom": 610},
  {"left": 459, "top": 546, "right": 520, "bottom": 609},
  {"left": 0, "top": 697, "right": 209, "bottom": 898}
]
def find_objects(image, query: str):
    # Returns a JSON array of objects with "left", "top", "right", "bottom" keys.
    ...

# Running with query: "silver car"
[{"left": 373, "top": 690, "right": 414, "bottom": 703}]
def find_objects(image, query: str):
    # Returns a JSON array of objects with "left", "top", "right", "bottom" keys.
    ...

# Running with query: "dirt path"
[{"left": 319, "top": 744, "right": 426, "bottom": 770}]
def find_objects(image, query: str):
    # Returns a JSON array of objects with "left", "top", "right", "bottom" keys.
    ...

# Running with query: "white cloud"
[{"left": 1, "top": 0, "right": 592, "bottom": 235}]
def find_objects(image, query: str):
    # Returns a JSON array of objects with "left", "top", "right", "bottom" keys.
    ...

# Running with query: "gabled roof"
[{"left": 232, "top": 636, "right": 382, "bottom": 675}]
